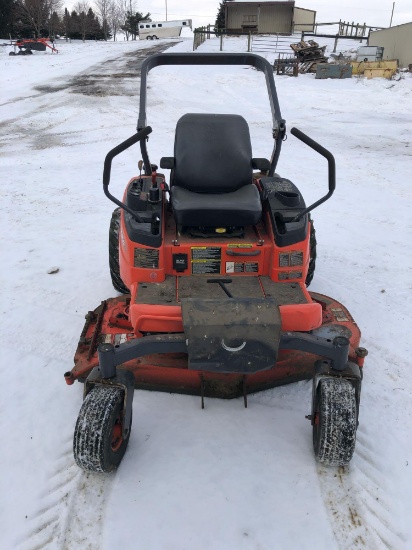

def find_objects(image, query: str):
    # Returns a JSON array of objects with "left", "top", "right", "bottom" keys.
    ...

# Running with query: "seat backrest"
[{"left": 172, "top": 113, "right": 253, "bottom": 194}]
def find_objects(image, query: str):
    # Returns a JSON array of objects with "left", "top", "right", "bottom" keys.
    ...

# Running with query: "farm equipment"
[
  {"left": 66, "top": 53, "right": 367, "bottom": 473},
  {"left": 5, "top": 37, "right": 58, "bottom": 55}
]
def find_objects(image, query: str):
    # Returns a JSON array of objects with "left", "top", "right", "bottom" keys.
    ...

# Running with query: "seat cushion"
[
  {"left": 171, "top": 184, "right": 262, "bottom": 227},
  {"left": 172, "top": 113, "right": 253, "bottom": 193}
]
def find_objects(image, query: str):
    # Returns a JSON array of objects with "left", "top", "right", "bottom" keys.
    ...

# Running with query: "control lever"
[{"left": 207, "top": 278, "right": 233, "bottom": 298}]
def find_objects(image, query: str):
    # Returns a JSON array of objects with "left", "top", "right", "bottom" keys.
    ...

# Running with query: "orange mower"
[
  {"left": 66, "top": 53, "right": 368, "bottom": 473},
  {"left": 6, "top": 37, "right": 58, "bottom": 55}
]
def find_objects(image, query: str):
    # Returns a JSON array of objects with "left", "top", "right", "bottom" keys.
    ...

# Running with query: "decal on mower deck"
[
  {"left": 331, "top": 308, "right": 350, "bottom": 322},
  {"left": 226, "top": 262, "right": 259, "bottom": 273},
  {"left": 279, "top": 251, "right": 303, "bottom": 267},
  {"left": 134, "top": 248, "right": 159, "bottom": 269},
  {"left": 191, "top": 247, "right": 221, "bottom": 260},
  {"left": 227, "top": 243, "right": 254, "bottom": 248},
  {"left": 191, "top": 247, "right": 221, "bottom": 275},
  {"left": 101, "top": 333, "right": 133, "bottom": 345},
  {"left": 120, "top": 227, "right": 127, "bottom": 251}
]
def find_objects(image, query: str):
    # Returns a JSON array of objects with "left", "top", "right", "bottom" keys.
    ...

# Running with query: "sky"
[{"left": 65, "top": 0, "right": 412, "bottom": 31}]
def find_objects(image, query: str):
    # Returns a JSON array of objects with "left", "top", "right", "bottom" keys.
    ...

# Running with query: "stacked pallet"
[{"left": 290, "top": 40, "right": 328, "bottom": 73}]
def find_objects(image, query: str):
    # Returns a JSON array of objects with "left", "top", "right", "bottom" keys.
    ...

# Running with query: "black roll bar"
[
  {"left": 103, "top": 126, "right": 152, "bottom": 221},
  {"left": 290, "top": 127, "right": 336, "bottom": 221},
  {"left": 137, "top": 53, "right": 286, "bottom": 176}
]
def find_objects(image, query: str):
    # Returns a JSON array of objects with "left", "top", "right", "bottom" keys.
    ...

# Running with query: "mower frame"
[{"left": 68, "top": 52, "right": 368, "bottom": 471}]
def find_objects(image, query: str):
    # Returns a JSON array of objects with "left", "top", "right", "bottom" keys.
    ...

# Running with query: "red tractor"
[{"left": 66, "top": 53, "right": 367, "bottom": 473}]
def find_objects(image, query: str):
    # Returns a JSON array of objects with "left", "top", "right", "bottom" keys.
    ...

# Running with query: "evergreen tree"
[
  {"left": 70, "top": 9, "right": 81, "bottom": 39},
  {"left": 214, "top": 0, "right": 227, "bottom": 34},
  {"left": 86, "top": 7, "right": 103, "bottom": 40},
  {"left": 47, "top": 10, "right": 61, "bottom": 38},
  {"left": 63, "top": 7, "right": 71, "bottom": 39},
  {"left": 0, "top": 0, "right": 16, "bottom": 37},
  {"left": 121, "top": 11, "right": 150, "bottom": 40}
]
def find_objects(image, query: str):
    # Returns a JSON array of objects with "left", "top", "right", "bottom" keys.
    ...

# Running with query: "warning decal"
[
  {"left": 226, "top": 262, "right": 244, "bottom": 273},
  {"left": 225, "top": 262, "right": 258, "bottom": 273},
  {"left": 191, "top": 247, "right": 221, "bottom": 260},
  {"left": 134, "top": 248, "right": 159, "bottom": 268},
  {"left": 192, "top": 261, "right": 220, "bottom": 275},
  {"left": 278, "top": 251, "right": 303, "bottom": 267},
  {"left": 191, "top": 247, "right": 221, "bottom": 274}
]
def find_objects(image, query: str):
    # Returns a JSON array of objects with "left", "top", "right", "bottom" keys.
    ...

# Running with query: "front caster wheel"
[
  {"left": 313, "top": 378, "right": 357, "bottom": 466},
  {"left": 73, "top": 386, "right": 131, "bottom": 472}
]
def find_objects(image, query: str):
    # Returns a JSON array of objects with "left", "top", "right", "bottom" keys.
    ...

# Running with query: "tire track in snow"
[
  {"left": 317, "top": 426, "right": 407, "bottom": 550},
  {"left": 16, "top": 438, "right": 115, "bottom": 550},
  {"left": 0, "top": 42, "right": 172, "bottom": 155}
]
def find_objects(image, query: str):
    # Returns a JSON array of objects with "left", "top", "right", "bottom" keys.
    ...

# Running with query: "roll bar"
[
  {"left": 137, "top": 53, "right": 286, "bottom": 176},
  {"left": 290, "top": 127, "right": 336, "bottom": 221}
]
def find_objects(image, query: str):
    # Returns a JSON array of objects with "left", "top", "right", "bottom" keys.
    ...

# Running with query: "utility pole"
[{"left": 390, "top": 2, "right": 395, "bottom": 27}]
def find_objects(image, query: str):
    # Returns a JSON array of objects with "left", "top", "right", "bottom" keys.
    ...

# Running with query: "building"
[
  {"left": 368, "top": 23, "right": 412, "bottom": 68},
  {"left": 224, "top": 1, "right": 316, "bottom": 35}
]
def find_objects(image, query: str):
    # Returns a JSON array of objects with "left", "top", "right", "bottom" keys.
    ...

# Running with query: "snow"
[{"left": 1, "top": 36, "right": 412, "bottom": 550}]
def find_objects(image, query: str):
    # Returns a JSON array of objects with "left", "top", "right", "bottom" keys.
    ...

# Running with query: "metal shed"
[
  {"left": 368, "top": 23, "right": 412, "bottom": 68},
  {"left": 294, "top": 7, "right": 316, "bottom": 32},
  {"left": 225, "top": 1, "right": 296, "bottom": 34}
]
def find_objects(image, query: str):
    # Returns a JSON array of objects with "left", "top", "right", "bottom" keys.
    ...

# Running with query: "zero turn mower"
[{"left": 65, "top": 53, "right": 368, "bottom": 473}]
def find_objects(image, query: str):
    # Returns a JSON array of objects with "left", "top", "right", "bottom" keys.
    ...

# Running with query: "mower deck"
[{"left": 69, "top": 288, "right": 361, "bottom": 399}]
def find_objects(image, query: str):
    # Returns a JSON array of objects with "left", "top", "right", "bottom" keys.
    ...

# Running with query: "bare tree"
[
  {"left": 17, "top": 0, "right": 62, "bottom": 37},
  {"left": 107, "top": 0, "right": 122, "bottom": 41},
  {"left": 116, "top": 0, "right": 136, "bottom": 40},
  {"left": 94, "top": 0, "right": 110, "bottom": 40}
]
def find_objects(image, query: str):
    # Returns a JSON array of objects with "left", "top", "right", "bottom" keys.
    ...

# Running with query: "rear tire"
[
  {"left": 109, "top": 208, "right": 129, "bottom": 294},
  {"left": 305, "top": 216, "right": 317, "bottom": 287},
  {"left": 313, "top": 378, "right": 357, "bottom": 466},
  {"left": 73, "top": 386, "right": 131, "bottom": 472}
]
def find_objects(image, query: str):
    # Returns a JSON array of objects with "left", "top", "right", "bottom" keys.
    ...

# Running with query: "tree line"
[{"left": 0, "top": 0, "right": 151, "bottom": 41}]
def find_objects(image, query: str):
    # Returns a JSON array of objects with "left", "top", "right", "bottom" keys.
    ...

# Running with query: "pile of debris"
[{"left": 290, "top": 40, "right": 328, "bottom": 73}]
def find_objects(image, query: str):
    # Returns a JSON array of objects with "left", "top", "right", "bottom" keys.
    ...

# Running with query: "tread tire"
[
  {"left": 313, "top": 378, "right": 357, "bottom": 466},
  {"left": 73, "top": 386, "right": 131, "bottom": 473},
  {"left": 305, "top": 216, "right": 317, "bottom": 287},
  {"left": 109, "top": 207, "right": 129, "bottom": 294}
]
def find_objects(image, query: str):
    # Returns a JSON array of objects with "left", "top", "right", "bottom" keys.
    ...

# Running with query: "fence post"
[
  {"left": 294, "top": 58, "right": 299, "bottom": 77},
  {"left": 220, "top": 33, "right": 223, "bottom": 51},
  {"left": 333, "top": 34, "right": 338, "bottom": 53},
  {"left": 247, "top": 31, "right": 251, "bottom": 52}
]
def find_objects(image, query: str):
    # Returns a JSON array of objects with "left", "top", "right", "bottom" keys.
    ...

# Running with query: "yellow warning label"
[{"left": 227, "top": 243, "right": 253, "bottom": 248}]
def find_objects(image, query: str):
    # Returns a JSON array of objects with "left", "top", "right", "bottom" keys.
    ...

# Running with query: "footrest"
[{"left": 181, "top": 298, "right": 281, "bottom": 373}]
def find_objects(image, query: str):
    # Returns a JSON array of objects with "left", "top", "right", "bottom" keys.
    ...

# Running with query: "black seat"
[{"left": 170, "top": 114, "right": 262, "bottom": 227}]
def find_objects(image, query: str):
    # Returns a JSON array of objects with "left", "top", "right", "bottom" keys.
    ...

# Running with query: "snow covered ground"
[{"left": 1, "top": 37, "right": 411, "bottom": 550}]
